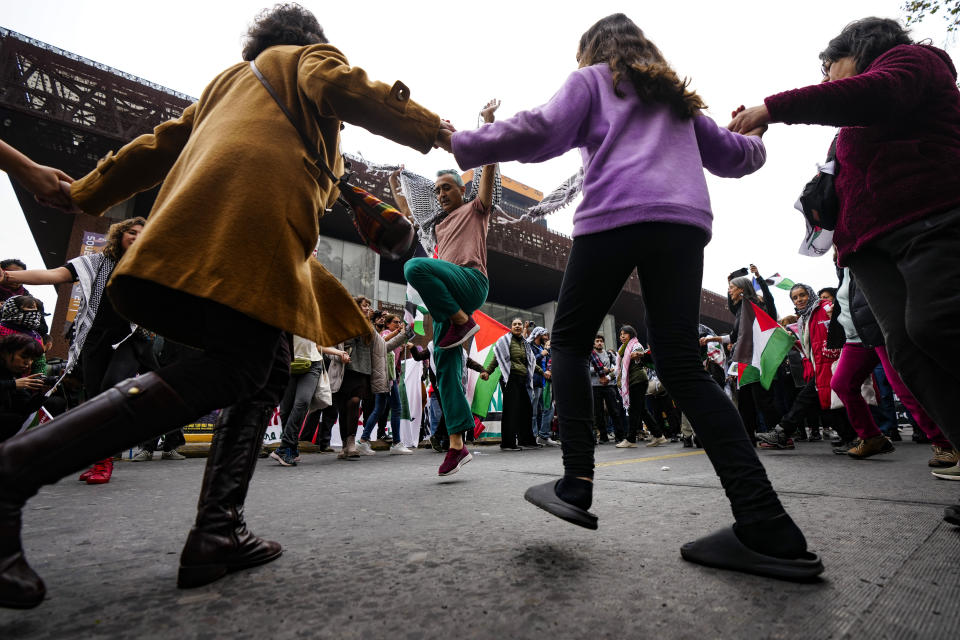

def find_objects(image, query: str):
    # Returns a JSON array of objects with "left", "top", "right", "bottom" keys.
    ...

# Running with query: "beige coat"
[{"left": 70, "top": 44, "right": 440, "bottom": 349}]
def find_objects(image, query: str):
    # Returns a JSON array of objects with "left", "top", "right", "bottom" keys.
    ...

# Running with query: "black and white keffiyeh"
[
  {"left": 342, "top": 153, "right": 584, "bottom": 247},
  {"left": 345, "top": 153, "right": 503, "bottom": 252},
  {"left": 64, "top": 252, "right": 135, "bottom": 375}
]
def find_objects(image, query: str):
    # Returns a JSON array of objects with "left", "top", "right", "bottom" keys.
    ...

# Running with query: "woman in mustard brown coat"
[{"left": 0, "top": 4, "right": 446, "bottom": 608}]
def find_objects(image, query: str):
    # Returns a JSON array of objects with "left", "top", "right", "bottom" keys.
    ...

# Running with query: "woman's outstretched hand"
[
  {"left": 728, "top": 105, "right": 771, "bottom": 137},
  {"left": 480, "top": 99, "right": 500, "bottom": 124},
  {"left": 435, "top": 120, "right": 456, "bottom": 152}
]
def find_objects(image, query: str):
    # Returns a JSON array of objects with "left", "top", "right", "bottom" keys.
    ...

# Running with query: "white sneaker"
[
  {"left": 132, "top": 449, "right": 153, "bottom": 462},
  {"left": 390, "top": 443, "right": 413, "bottom": 455},
  {"left": 646, "top": 436, "right": 668, "bottom": 447},
  {"left": 615, "top": 439, "right": 638, "bottom": 448},
  {"left": 160, "top": 449, "right": 186, "bottom": 460},
  {"left": 537, "top": 436, "right": 561, "bottom": 447},
  {"left": 356, "top": 440, "right": 375, "bottom": 456}
]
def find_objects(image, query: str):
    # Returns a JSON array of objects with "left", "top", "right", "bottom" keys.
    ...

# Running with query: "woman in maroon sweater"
[{"left": 731, "top": 19, "right": 960, "bottom": 509}]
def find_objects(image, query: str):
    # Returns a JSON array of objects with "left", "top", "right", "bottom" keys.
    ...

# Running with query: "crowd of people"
[{"left": 0, "top": 4, "right": 958, "bottom": 610}]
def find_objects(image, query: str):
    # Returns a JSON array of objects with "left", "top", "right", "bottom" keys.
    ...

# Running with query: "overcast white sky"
[{"left": 2, "top": 0, "right": 956, "bottom": 320}]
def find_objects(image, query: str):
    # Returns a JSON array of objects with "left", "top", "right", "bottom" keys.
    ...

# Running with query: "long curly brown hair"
[
  {"left": 577, "top": 14, "right": 706, "bottom": 119},
  {"left": 103, "top": 217, "right": 147, "bottom": 261}
]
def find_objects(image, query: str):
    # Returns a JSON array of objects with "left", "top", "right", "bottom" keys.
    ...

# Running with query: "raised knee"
[{"left": 403, "top": 258, "right": 427, "bottom": 283}]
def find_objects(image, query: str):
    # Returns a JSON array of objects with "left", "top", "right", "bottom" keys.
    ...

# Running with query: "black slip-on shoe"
[
  {"left": 680, "top": 526, "right": 824, "bottom": 582},
  {"left": 524, "top": 480, "right": 598, "bottom": 530},
  {"left": 944, "top": 503, "right": 960, "bottom": 526}
]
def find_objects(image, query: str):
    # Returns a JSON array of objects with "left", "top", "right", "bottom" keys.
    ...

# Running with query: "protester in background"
[
  {"left": 529, "top": 328, "right": 559, "bottom": 446},
  {"left": 358, "top": 314, "right": 413, "bottom": 455},
  {"left": 0, "top": 333, "right": 47, "bottom": 442},
  {"left": 486, "top": 318, "right": 550, "bottom": 450},
  {"left": 1, "top": 217, "right": 147, "bottom": 484},
  {"left": 757, "top": 284, "right": 858, "bottom": 452},
  {"left": 589, "top": 335, "right": 622, "bottom": 444},
  {"left": 614, "top": 325, "right": 659, "bottom": 448},
  {"left": 0, "top": 296, "right": 47, "bottom": 376},
  {"left": 0, "top": 260, "right": 30, "bottom": 305},
  {"left": 701, "top": 265, "right": 781, "bottom": 444},
  {"left": 270, "top": 337, "right": 340, "bottom": 467},
  {"left": 331, "top": 297, "right": 409, "bottom": 459}
]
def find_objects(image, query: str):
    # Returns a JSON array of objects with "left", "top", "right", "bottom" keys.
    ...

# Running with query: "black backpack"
[{"left": 798, "top": 134, "right": 839, "bottom": 230}]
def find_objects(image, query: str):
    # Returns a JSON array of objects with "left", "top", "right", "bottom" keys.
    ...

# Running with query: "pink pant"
[{"left": 831, "top": 343, "right": 951, "bottom": 447}]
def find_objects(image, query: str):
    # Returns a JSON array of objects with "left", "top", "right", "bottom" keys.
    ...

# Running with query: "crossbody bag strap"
[{"left": 249, "top": 60, "right": 340, "bottom": 184}]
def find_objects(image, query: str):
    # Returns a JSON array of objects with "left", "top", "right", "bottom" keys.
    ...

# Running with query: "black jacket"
[
  {"left": 0, "top": 372, "right": 46, "bottom": 441},
  {"left": 827, "top": 270, "right": 884, "bottom": 349}
]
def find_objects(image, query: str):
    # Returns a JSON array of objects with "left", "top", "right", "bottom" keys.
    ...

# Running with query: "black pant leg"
[
  {"left": 549, "top": 229, "right": 639, "bottom": 478},
  {"left": 635, "top": 223, "right": 784, "bottom": 524},
  {"left": 154, "top": 299, "right": 289, "bottom": 416},
  {"left": 779, "top": 380, "right": 821, "bottom": 435}
]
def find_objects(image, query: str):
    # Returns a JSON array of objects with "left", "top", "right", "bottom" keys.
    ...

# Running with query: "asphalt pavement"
[{"left": 2, "top": 431, "right": 958, "bottom": 639}]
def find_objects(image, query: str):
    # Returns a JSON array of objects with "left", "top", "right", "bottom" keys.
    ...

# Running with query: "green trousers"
[{"left": 404, "top": 258, "right": 488, "bottom": 435}]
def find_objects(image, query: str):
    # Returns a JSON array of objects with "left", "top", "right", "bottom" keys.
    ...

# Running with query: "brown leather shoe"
[
  {"left": 178, "top": 403, "right": 282, "bottom": 589},
  {"left": 928, "top": 446, "right": 960, "bottom": 468},
  {"left": 0, "top": 373, "right": 194, "bottom": 609},
  {"left": 847, "top": 435, "right": 895, "bottom": 459}
]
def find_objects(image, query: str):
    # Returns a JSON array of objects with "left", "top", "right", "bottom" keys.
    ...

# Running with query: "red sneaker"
[
  {"left": 436, "top": 318, "right": 479, "bottom": 350},
  {"left": 85, "top": 458, "right": 114, "bottom": 484},
  {"left": 78, "top": 467, "right": 95, "bottom": 482},
  {"left": 438, "top": 446, "right": 473, "bottom": 476}
]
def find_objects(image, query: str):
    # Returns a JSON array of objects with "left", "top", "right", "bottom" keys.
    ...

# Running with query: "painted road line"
[{"left": 596, "top": 450, "right": 706, "bottom": 468}]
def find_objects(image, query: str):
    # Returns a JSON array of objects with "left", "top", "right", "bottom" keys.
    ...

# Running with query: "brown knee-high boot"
[
  {"left": 177, "top": 402, "right": 282, "bottom": 589},
  {"left": 0, "top": 373, "right": 195, "bottom": 609}
]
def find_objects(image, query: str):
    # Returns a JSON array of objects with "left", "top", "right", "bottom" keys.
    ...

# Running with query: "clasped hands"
[
  {"left": 434, "top": 98, "right": 500, "bottom": 153},
  {"left": 727, "top": 104, "right": 771, "bottom": 137}
]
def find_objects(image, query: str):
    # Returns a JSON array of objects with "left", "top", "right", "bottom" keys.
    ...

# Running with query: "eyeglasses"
[{"left": 821, "top": 60, "right": 832, "bottom": 79}]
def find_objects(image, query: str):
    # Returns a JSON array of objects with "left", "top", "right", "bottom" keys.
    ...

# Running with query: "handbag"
[
  {"left": 249, "top": 61, "right": 415, "bottom": 260},
  {"left": 310, "top": 359, "right": 333, "bottom": 411},
  {"left": 290, "top": 357, "right": 312, "bottom": 375},
  {"left": 797, "top": 134, "right": 839, "bottom": 231}
]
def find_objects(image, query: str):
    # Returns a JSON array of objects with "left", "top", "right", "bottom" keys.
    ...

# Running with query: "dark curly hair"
[
  {"left": 242, "top": 3, "right": 328, "bottom": 61},
  {"left": 103, "top": 217, "right": 147, "bottom": 261},
  {"left": 0, "top": 332, "right": 43, "bottom": 361},
  {"left": 577, "top": 14, "right": 706, "bottom": 120},
  {"left": 820, "top": 17, "right": 913, "bottom": 73}
]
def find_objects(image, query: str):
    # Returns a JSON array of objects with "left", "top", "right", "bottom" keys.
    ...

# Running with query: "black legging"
[
  {"left": 549, "top": 222, "right": 785, "bottom": 524},
  {"left": 625, "top": 382, "right": 659, "bottom": 442},
  {"left": 737, "top": 381, "right": 782, "bottom": 439},
  {"left": 501, "top": 373, "right": 533, "bottom": 448},
  {"left": 333, "top": 370, "right": 370, "bottom": 443},
  {"left": 779, "top": 380, "right": 857, "bottom": 442}
]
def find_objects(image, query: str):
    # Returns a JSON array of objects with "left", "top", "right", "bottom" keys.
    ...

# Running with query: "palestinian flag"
[
  {"left": 404, "top": 284, "right": 427, "bottom": 336},
  {"left": 732, "top": 301, "right": 795, "bottom": 390},
  {"left": 764, "top": 273, "right": 796, "bottom": 291},
  {"left": 466, "top": 310, "right": 509, "bottom": 418}
]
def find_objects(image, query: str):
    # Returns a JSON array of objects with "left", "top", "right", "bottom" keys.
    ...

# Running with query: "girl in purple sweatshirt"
[{"left": 449, "top": 13, "right": 822, "bottom": 580}]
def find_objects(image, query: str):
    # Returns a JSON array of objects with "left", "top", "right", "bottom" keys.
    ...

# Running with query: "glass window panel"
[
  {"left": 341, "top": 242, "right": 376, "bottom": 299},
  {"left": 315, "top": 237, "right": 343, "bottom": 280}
]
